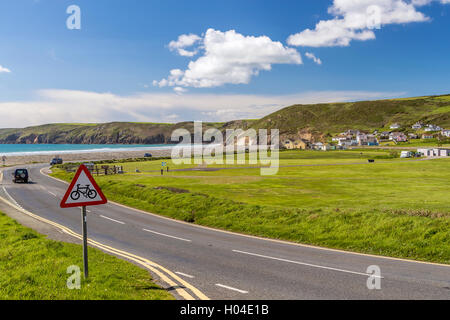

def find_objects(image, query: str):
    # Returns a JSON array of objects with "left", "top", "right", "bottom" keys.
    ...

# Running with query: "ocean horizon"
[{"left": 0, "top": 144, "right": 178, "bottom": 157}]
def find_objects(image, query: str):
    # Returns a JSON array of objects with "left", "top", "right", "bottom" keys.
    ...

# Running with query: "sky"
[{"left": 0, "top": 0, "right": 449, "bottom": 128}]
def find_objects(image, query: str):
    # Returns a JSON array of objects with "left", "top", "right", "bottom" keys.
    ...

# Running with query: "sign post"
[
  {"left": 60, "top": 164, "right": 107, "bottom": 278},
  {"left": 81, "top": 206, "right": 88, "bottom": 278}
]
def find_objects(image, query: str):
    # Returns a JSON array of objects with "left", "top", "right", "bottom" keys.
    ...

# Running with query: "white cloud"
[
  {"left": 0, "top": 89, "right": 404, "bottom": 128},
  {"left": 168, "top": 33, "right": 202, "bottom": 57},
  {"left": 305, "top": 52, "right": 323, "bottom": 65},
  {"left": 287, "top": 0, "right": 434, "bottom": 47},
  {"left": 174, "top": 86, "right": 188, "bottom": 94},
  {"left": 156, "top": 29, "right": 302, "bottom": 89},
  {"left": 0, "top": 65, "right": 11, "bottom": 73}
]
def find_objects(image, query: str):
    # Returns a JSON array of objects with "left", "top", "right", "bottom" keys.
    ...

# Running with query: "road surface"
[{"left": 1, "top": 164, "right": 449, "bottom": 300}]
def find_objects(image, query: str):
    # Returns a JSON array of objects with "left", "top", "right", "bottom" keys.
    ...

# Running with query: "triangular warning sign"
[{"left": 60, "top": 164, "right": 108, "bottom": 208}]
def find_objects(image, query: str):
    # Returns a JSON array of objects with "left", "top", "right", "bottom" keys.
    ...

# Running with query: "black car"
[
  {"left": 13, "top": 169, "right": 29, "bottom": 183},
  {"left": 50, "top": 158, "right": 63, "bottom": 165},
  {"left": 144, "top": 153, "right": 152, "bottom": 158}
]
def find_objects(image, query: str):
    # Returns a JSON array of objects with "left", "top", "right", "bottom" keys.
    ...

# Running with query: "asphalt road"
[{"left": 1, "top": 164, "right": 449, "bottom": 300}]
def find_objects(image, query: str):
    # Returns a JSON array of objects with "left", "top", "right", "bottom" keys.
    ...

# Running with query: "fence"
[{"left": 64, "top": 164, "right": 124, "bottom": 176}]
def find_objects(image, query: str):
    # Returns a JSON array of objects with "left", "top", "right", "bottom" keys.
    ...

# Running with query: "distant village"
[{"left": 282, "top": 121, "right": 450, "bottom": 157}]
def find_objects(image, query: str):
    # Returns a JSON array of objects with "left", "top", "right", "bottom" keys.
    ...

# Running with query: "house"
[
  {"left": 424, "top": 124, "right": 442, "bottom": 132},
  {"left": 379, "top": 131, "right": 391, "bottom": 140},
  {"left": 283, "top": 139, "right": 309, "bottom": 150},
  {"left": 312, "top": 142, "right": 324, "bottom": 150},
  {"left": 390, "top": 123, "right": 401, "bottom": 129},
  {"left": 422, "top": 134, "right": 434, "bottom": 139},
  {"left": 283, "top": 140, "right": 295, "bottom": 149},
  {"left": 332, "top": 135, "right": 347, "bottom": 142},
  {"left": 417, "top": 148, "right": 450, "bottom": 157},
  {"left": 338, "top": 138, "right": 358, "bottom": 147},
  {"left": 389, "top": 132, "right": 408, "bottom": 142},
  {"left": 357, "top": 133, "right": 379, "bottom": 146},
  {"left": 412, "top": 122, "right": 423, "bottom": 130},
  {"left": 293, "top": 139, "right": 308, "bottom": 150},
  {"left": 441, "top": 130, "right": 450, "bottom": 138},
  {"left": 408, "top": 133, "right": 419, "bottom": 139}
]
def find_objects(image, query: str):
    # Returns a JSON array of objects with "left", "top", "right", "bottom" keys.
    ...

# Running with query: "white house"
[
  {"left": 441, "top": 130, "right": 450, "bottom": 138},
  {"left": 424, "top": 124, "right": 442, "bottom": 132},
  {"left": 412, "top": 122, "right": 423, "bottom": 130},
  {"left": 417, "top": 148, "right": 450, "bottom": 157},
  {"left": 390, "top": 123, "right": 401, "bottom": 129}
]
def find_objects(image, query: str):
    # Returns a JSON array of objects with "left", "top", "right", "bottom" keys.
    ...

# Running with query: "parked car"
[
  {"left": 144, "top": 153, "right": 152, "bottom": 158},
  {"left": 50, "top": 158, "right": 63, "bottom": 165},
  {"left": 13, "top": 169, "right": 29, "bottom": 183}
]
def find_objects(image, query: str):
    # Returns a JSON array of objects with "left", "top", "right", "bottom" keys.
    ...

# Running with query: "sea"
[{"left": 0, "top": 144, "right": 177, "bottom": 157}]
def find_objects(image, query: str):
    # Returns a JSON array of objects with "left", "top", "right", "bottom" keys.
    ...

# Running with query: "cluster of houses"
[
  {"left": 282, "top": 121, "right": 449, "bottom": 151},
  {"left": 332, "top": 130, "right": 379, "bottom": 147}
]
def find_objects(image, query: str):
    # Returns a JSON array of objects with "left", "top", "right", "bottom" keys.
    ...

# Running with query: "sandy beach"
[{"left": 1, "top": 148, "right": 174, "bottom": 166}]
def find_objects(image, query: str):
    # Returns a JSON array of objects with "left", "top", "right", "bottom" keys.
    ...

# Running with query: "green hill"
[
  {"left": 251, "top": 94, "right": 450, "bottom": 139},
  {"left": 0, "top": 94, "right": 449, "bottom": 144}
]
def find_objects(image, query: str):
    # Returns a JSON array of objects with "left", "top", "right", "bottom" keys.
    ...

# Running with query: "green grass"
[
  {"left": 0, "top": 211, "right": 173, "bottom": 300},
  {"left": 51, "top": 150, "right": 450, "bottom": 264}
]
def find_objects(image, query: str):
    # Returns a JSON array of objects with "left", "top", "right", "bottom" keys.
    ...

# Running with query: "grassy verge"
[
  {"left": 51, "top": 161, "right": 450, "bottom": 264},
  {"left": 0, "top": 211, "right": 173, "bottom": 300}
]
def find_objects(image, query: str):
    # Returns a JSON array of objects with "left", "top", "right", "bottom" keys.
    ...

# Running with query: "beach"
[{"left": 1, "top": 148, "right": 174, "bottom": 166}]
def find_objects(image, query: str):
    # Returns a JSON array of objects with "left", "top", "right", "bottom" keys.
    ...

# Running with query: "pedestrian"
[
  {"left": 167, "top": 166, "right": 169, "bottom": 172},
  {"left": 161, "top": 168, "right": 163, "bottom": 175}
]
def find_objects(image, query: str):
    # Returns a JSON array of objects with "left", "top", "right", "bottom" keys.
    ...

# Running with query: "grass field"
[
  {"left": 0, "top": 211, "right": 173, "bottom": 300},
  {"left": 52, "top": 150, "right": 450, "bottom": 264}
]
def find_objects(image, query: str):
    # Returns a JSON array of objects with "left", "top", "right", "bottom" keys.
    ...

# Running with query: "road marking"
[
  {"left": 48, "top": 191, "right": 57, "bottom": 197},
  {"left": 233, "top": 250, "right": 383, "bottom": 278},
  {"left": 100, "top": 215, "right": 125, "bottom": 225},
  {"left": 2, "top": 186, "right": 23, "bottom": 209},
  {"left": 175, "top": 272, "right": 195, "bottom": 279},
  {"left": 215, "top": 283, "right": 248, "bottom": 294},
  {"left": 0, "top": 192, "right": 208, "bottom": 300},
  {"left": 143, "top": 228, "right": 192, "bottom": 242}
]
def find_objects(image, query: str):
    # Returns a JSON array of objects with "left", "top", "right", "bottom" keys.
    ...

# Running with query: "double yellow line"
[{"left": 0, "top": 171, "right": 208, "bottom": 300}]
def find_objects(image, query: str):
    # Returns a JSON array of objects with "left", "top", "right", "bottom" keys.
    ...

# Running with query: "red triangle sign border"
[{"left": 60, "top": 164, "right": 108, "bottom": 208}]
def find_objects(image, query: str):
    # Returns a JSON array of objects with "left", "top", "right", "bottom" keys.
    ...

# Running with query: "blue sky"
[{"left": 0, "top": 0, "right": 449, "bottom": 127}]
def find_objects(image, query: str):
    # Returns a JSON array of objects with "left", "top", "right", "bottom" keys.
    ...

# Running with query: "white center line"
[
  {"left": 142, "top": 228, "right": 192, "bottom": 242},
  {"left": 48, "top": 191, "right": 57, "bottom": 197},
  {"left": 215, "top": 284, "right": 248, "bottom": 294},
  {"left": 232, "top": 250, "right": 383, "bottom": 278},
  {"left": 175, "top": 272, "right": 195, "bottom": 279},
  {"left": 100, "top": 215, "right": 125, "bottom": 225}
]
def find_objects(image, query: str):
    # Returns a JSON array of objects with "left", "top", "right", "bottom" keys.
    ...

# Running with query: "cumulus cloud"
[
  {"left": 168, "top": 33, "right": 202, "bottom": 57},
  {"left": 305, "top": 52, "right": 323, "bottom": 65},
  {"left": 155, "top": 29, "right": 302, "bottom": 90},
  {"left": 0, "top": 65, "right": 11, "bottom": 73},
  {"left": 0, "top": 89, "right": 404, "bottom": 128},
  {"left": 287, "top": 0, "right": 436, "bottom": 47}
]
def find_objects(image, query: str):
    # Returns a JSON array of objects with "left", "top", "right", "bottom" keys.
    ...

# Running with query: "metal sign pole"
[{"left": 81, "top": 206, "right": 88, "bottom": 278}]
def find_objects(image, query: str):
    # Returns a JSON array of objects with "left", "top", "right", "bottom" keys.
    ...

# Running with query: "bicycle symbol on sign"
[{"left": 70, "top": 184, "right": 98, "bottom": 201}]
